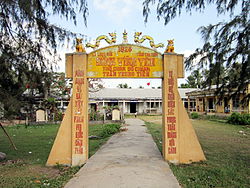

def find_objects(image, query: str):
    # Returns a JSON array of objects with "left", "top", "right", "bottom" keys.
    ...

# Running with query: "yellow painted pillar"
[
  {"left": 205, "top": 96, "right": 208, "bottom": 114},
  {"left": 46, "top": 53, "right": 88, "bottom": 166},
  {"left": 162, "top": 53, "right": 206, "bottom": 164},
  {"left": 162, "top": 54, "right": 180, "bottom": 162},
  {"left": 71, "top": 53, "right": 88, "bottom": 166},
  {"left": 195, "top": 98, "right": 198, "bottom": 112},
  {"left": 46, "top": 99, "right": 72, "bottom": 165},
  {"left": 229, "top": 98, "right": 233, "bottom": 113}
]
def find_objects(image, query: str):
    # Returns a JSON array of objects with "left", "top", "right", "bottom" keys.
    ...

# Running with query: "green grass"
[
  {"left": 0, "top": 123, "right": 120, "bottom": 188},
  {"left": 144, "top": 119, "right": 250, "bottom": 188},
  {"left": 0, "top": 124, "right": 59, "bottom": 165}
]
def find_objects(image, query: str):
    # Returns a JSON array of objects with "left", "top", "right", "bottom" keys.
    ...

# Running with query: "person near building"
[{"left": 135, "top": 111, "right": 137, "bottom": 118}]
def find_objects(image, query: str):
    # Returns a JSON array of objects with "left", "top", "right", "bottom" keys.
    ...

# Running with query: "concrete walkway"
[{"left": 64, "top": 119, "right": 180, "bottom": 188}]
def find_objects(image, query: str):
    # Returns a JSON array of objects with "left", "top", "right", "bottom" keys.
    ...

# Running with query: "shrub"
[
  {"left": 228, "top": 113, "right": 250, "bottom": 125},
  {"left": 89, "top": 109, "right": 103, "bottom": 121},
  {"left": 54, "top": 111, "right": 63, "bottom": 121},
  {"left": 100, "top": 123, "right": 121, "bottom": 138},
  {"left": 190, "top": 112, "right": 199, "bottom": 119}
]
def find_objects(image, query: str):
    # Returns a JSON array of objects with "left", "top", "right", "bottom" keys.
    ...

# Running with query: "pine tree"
[
  {"left": 143, "top": 0, "right": 250, "bottom": 98},
  {"left": 0, "top": 0, "right": 88, "bottom": 118}
]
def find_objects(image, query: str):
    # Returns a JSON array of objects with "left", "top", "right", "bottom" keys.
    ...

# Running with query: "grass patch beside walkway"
[
  {"left": 141, "top": 116, "right": 250, "bottom": 188},
  {"left": 0, "top": 123, "right": 120, "bottom": 188}
]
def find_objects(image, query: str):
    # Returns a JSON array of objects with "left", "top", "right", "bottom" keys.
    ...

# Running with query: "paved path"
[{"left": 64, "top": 119, "right": 180, "bottom": 188}]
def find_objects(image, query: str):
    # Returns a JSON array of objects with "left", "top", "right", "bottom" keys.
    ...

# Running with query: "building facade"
[
  {"left": 186, "top": 84, "right": 250, "bottom": 115},
  {"left": 35, "top": 86, "right": 250, "bottom": 119},
  {"left": 88, "top": 88, "right": 196, "bottom": 114}
]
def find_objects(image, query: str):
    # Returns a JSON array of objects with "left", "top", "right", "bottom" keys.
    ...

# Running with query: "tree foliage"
[
  {"left": 181, "top": 66, "right": 227, "bottom": 88},
  {"left": 0, "top": 0, "right": 88, "bottom": 118},
  {"left": 117, "top": 83, "right": 131, "bottom": 89},
  {"left": 143, "top": 0, "right": 250, "bottom": 99},
  {"left": 180, "top": 83, "right": 190, "bottom": 88},
  {"left": 180, "top": 69, "right": 202, "bottom": 88}
]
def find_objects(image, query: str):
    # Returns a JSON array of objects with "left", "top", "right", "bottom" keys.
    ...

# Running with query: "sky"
[{"left": 50, "top": 0, "right": 232, "bottom": 88}]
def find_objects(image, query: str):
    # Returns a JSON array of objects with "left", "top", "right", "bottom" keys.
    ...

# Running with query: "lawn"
[
  {"left": 0, "top": 123, "right": 120, "bottom": 188},
  {"left": 139, "top": 115, "right": 250, "bottom": 188}
]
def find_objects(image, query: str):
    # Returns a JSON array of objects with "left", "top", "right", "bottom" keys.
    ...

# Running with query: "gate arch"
[{"left": 47, "top": 33, "right": 205, "bottom": 166}]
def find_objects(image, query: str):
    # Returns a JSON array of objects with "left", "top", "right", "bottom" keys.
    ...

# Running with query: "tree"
[
  {"left": 143, "top": 0, "right": 250, "bottom": 98},
  {"left": 184, "top": 69, "right": 203, "bottom": 88},
  {"left": 201, "top": 65, "right": 225, "bottom": 87},
  {"left": 42, "top": 97, "right": 57, "bottom": 121},
  {"left": 180, "top": 83, "right": 190, "bottom": 88},
  {"left": 0, "top": 0, "right": 88, "bottom": 118},
  {"left": 186, "top": 75, "right": 196, "bottom": 88},
  {"left": 117, "top": 83, "right": 131, "bottom": 88},
  {"left": 192, "top": 70, "right": 202, "bottom": 88}
]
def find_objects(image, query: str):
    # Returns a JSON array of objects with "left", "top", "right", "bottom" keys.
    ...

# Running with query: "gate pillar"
[
  {"left": 162, "top": 53, "right": 206, "bottom": 164},
  {"left": 47, "top": 53, "right": 88, "bottom": 166}
]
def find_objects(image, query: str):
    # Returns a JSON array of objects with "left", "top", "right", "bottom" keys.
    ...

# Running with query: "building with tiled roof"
[{"left": 88, "top": 88, "right": 196, "bottom": 114}]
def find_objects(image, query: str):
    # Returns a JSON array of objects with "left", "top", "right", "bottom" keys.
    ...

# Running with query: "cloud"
[
  {"left": 93, "top": 0, "right": 142, "bottom": 22},
  {"left": 181, "top": 50, "right": 194, "bottom": 58}
]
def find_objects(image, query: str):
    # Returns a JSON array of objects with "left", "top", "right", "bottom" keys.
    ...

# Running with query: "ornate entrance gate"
[{"left": 47, "top": 32, "right": 205, "bottom": 166}]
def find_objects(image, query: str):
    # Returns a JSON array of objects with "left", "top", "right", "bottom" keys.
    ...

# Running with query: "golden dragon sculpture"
[
  {"left": 86, "top": 32, "right": 116, "bottom": 49},
  {"left": 134, "top": 32, "right": 164, "bottom": 49}
]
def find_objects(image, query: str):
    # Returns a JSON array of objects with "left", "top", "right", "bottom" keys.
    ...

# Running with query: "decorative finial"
[
  {"left": 165, "top": 39, "right": 175, "bottom": 53},
  {"left": 75, "top": 38, "right": 85, "bottom": 52},
  {"left": 123, "top": 30, "right": 128, "bottom": 44}
]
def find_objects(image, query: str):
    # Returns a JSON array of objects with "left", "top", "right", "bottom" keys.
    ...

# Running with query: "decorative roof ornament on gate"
[
  {"left": 122, "top": 30, "right": 128, "bottom": 44},
  {"left": 134, "top": 32, "right": 164, "bottom": 49},
  {"left": 165, "top": 39, "right": 175, "bottom": 53},
  {"left": 75, "top": 38, "right": 86, "bottom": 53},
  {"left": 76, "top": 31, "right": 175, "bottom": 52},
  {"left": 85, "top": 32, "right": 117, "bottom": 49}
]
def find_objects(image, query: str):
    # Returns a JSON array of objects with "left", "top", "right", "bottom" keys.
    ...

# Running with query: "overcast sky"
[{"left": 50, "top": 0, "right": 232, "bottom": 88}]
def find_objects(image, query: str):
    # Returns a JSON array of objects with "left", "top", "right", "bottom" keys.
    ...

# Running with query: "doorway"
[
  {"left": 208, "top": 98, "right": 214, "bottom": 110},
  {"left": 130, "top": 102, "right": 137, "bottom": 113}
]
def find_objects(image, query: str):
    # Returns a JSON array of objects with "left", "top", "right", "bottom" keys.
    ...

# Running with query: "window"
[
  {"left": 189, "top": 99, "right": 196, "bottom": 109},
  {"left": 151, "top": 102, "right": 156, "bottom": 108},
  {"left": 63, "top": 102, "right": 69, "bottom": 107},
  {"left": 232, "top": 96, "right": 240, "bottom": 109},
  {"left": 184, "top": 101, "right": 188, "bottom": 109}
]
